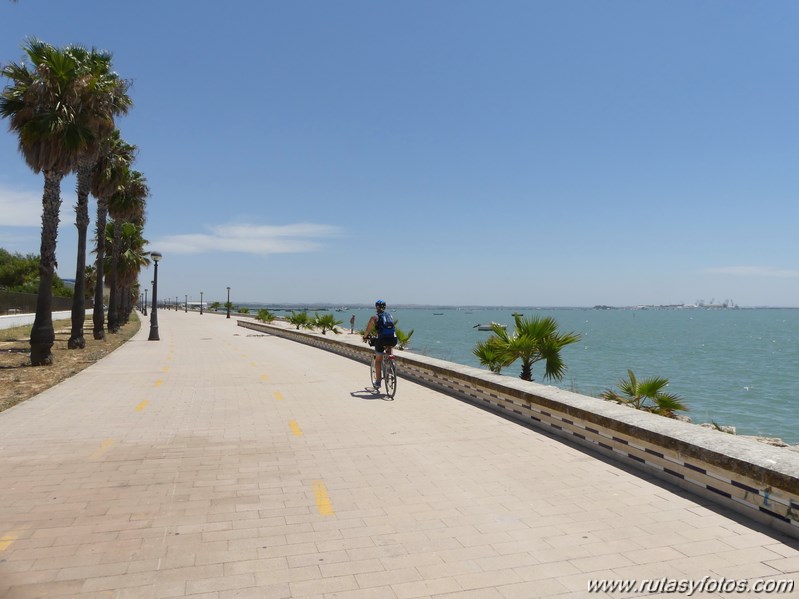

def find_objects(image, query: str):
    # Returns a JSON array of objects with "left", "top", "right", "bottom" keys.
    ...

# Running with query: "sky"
[{"left": 1, "top": 1, "right": 798, "bottom": 308}]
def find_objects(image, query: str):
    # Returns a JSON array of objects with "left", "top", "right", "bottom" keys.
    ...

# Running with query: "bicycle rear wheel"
[
  {"left": 384, "top": 360, "right": 397, "bottom": 398},
  {"left": 370, "top": 355, "right": 379, "bottom": 388}
]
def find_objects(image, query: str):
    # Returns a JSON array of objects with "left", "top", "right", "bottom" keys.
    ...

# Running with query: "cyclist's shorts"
[{"left": 375, "top": 336, "right": 397, "bottom": 354}]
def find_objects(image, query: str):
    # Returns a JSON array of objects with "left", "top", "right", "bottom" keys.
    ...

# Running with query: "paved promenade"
[{"left": 0, "top": 310, "right": 797, "bottom": 598}]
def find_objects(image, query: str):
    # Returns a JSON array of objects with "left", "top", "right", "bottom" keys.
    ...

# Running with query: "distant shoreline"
[{"left": 233, "top": 303, "right": 799, "bottom": 311}]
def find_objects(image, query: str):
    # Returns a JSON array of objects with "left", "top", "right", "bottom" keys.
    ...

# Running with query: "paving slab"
[{"left": 0, "top": 310, "right": 797, "bottom": 598}]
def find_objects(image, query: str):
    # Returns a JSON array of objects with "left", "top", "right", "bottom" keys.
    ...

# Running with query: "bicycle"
[{"left": 366, "top": 336, "right": 397, "bottom": 399}]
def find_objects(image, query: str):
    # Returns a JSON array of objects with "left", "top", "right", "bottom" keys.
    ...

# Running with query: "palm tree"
[
  {"left": 287, "top": 310, "right": 311, "bottom": 330},
  {"left": 485, "top": 314, "right": 581, "bottom": 381},
  {"left": 601, "top": 370, "right": 688, "bottom": 418},
  {"left": 256, "top": 309, "right": 276, "bottom": 323},
  {"left": 312, "top": 313, "right": 343, "bottom": 335},
  {"left": 112, "top": 220, "right": 148, "bottom": 324},
  {"left": 472, "top": 337, "right": 511, "bottom": 374},
  {"left": 106, "top": 169, "right": 148, "bottom": 333},
  {"left": 89, "top": 130, "right": 136, "bottom": 339},
  {"left": 0, "top": 40, "right": 102, "bottom": 364},
  {"left": 395, "top": 327, "right": 414, "bottom": 350},
  {"left": 66, "top": 45, "right": 131, "bottom": 349}
]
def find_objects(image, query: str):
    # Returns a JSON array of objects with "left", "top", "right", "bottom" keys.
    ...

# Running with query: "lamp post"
[
  {"left": 226, "top": 286, "right": 231, "bottom": 319},
  {"left": 143, "top": 288, "right": 148, "bottom": 316},
  {"left": 175, "top": 296, "right": 178, "bottom": 312},
  {"left": 148, "top": 252, "right": 162, "bottom": 341},
  {"left": 200, "top": 291, "right": 203, "bottom": 315},
  {"left": 185, "top": 294, "right": 188, "bottom": 313}
]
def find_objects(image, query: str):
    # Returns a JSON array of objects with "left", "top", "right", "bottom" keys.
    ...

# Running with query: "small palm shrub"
[
  {"left": 312, "top": 313, "right": 343, "bottom": 335},
  {"left": 476, "top": 314, "right": 581, "bottom": 381},
  {"left": 256, "top": 309, "right": 275, "bottom": 323},
  {"left": 287, "top": 311, "right": 311, "bottom": 330},
  {"left": 396, "top": 327, "right": 414, "bottom": 350},
  {"left": 601, "top": 369, "right": 688, "bottom": 418}
]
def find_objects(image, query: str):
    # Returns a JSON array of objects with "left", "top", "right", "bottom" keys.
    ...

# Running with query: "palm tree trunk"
[
  {"left": 68, "top": 163, "right": 92, "bottom": 349},
  {"left": 30, "top": 171, "right": 63, "bottom": 366},
  {"left": 520, "top": 360, "right": 533, "bottom": 381},
  {"left": 107, "top": 221, "right": 121, "bottom": 333},
  {"left": 92, "top": 198, "right": 108, "bottom": 340}
]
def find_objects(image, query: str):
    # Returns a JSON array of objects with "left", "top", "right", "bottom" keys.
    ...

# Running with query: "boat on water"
[
  {"left": 433, "top": 312, "right": 444, "bottom": 315},
  {"left": 474, "top": 322, "right": 506, "bottom": 331}
]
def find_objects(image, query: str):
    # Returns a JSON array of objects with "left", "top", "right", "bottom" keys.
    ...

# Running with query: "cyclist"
[{"left": 362, "top": 299, "right": 398, "bottom": 390}]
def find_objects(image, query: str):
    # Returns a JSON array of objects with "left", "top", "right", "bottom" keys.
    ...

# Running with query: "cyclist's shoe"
[{"left": 373, "top": 379, "right": 381, "bottom": 390}]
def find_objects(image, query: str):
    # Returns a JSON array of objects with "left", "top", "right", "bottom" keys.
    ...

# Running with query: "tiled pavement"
[{"left": 0, "top": 310, "right": 797, "bottom": 599}]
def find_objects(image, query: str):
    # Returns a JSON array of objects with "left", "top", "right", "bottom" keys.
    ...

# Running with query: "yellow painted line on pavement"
[
  {"left": 154, "top": 379, "right": 164, "bottom": 387},
  {"left": 289, "top": 420, "right": 303, "bottom": 436},
  {"left": 162, "top": 366, "right": 170, "bottom": 372},
  {"left": 274, "top": 391, "right": 284, "bottom": 401},
  {"left": 312, "top": 481, "right": 334, "bottom": 516},
  {"left": 90, "top": 439, "right": 115, "bottom": 460},
  {"left": 135, "top": 400, "right": 149, "bottom": 412},
  {"left": 260, "top": 374, "right": 269, "bottom": 382},
  {"left": 0, "top": 530, "right": 20, "bottom": 552}
]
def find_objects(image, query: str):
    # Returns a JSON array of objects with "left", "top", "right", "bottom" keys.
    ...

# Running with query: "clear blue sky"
[{"left": 2, "top": 1, "right": 798, "bottom": 307}]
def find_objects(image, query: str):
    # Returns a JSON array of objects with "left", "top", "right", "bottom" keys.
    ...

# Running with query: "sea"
[{"left": 245, "top": 305, "right": 799, "bottom": 445}]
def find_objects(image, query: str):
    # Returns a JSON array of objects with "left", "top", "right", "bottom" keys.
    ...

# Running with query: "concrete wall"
[
  {"left": 238, "top": 318, "right": 799, "bottom": 540},
  {"left": 0, "top": 310, "right": 93, "bottom": 330}
]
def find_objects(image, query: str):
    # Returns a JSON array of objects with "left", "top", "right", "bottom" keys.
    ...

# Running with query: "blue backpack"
[{"left": 377, "top": 312, "right": 396, "bottom": 338}]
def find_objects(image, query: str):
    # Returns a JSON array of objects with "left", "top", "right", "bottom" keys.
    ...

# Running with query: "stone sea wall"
[{"left": 238, "top": 318, "right": 799, "bottom": 540}]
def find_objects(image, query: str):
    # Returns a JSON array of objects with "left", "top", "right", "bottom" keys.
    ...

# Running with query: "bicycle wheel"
[
  {"left": 369, "top": 355, "right": 379, "bottom": 388},
  {"left": 384, "top": 359, "right": 397, "bottom": 398}
]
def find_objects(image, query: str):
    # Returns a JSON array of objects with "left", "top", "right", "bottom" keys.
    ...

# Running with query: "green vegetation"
[
  {"left": 472, "top": 337, "right": 510, "bottom": 374},
  {"left": 312, "top": 313, "right": 343, "bottom": 335},
  {"left": 600, "top": 369, "right": 688, "bottom": 418},
  {"left": 287, "top": 310, "right": 312, "bottom": 330},
  {"left": 0, "top": 249, "right": 73, "bottom": 297},
  {"left": 476, "top": 314, "right": 581, "bottom": 382},
  {"left": 1, "top": 39, "right": 138, "bottom": 363},
  {"left": 256, "top": 309, "right": 275, "bottom": 323},
  {"left": 395, "top": 327, "right": 414, "bottom": 350}
]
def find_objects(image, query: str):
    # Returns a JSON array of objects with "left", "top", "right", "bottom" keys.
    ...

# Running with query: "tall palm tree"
[
  {"left": 601, "top": 370, "right": 688, "bottom": 418},
  {"left": 115, "top": 221, "right": 149, "bottom": 324},
  {"left": 89, "top": 130, "right": 136, "bottom": 339},
  {"left": 107, "top": 169, "right": 148, "bottom": 333},
  {"left": 486, "top": 314, "right": 581, "bottom": 382},
  {"left": 67, "top": 46, "right": 131, "bottom": 349},
  {"left": 0, "top": 40, "right": 100, "bottom": 364}
]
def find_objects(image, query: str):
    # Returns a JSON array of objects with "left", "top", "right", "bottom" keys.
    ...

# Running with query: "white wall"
[{"left": 0, "top": 310, "right": 93, "bottom": 330}]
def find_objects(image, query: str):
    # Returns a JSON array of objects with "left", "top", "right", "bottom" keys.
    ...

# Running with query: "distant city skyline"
[{"left": 2, "top": 2, "right": 798, "bottom": 307}]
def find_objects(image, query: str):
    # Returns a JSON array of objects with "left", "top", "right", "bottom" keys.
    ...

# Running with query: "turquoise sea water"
[{"left": 253, "top": 306, "right": 799, "bottom": 444}]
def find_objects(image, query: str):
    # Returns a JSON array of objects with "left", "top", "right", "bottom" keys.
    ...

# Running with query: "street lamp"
[
  {"left": 143, "top": 288, "right": 148, "bottom": 316},
  {"left": 226, "top": 286, "right": 231, "bottom": 319},
  {"left": 175, "top": 296, "right": 179, "bottom": 312},
  {"left": 148, "top": 252, "right": 162, "bottom": 341},
  {"left": 200, "top": 291, "right": 203, "bottom": 315},
  {"left": 185, "top": 294, "right": 188, "bottom": 313}
]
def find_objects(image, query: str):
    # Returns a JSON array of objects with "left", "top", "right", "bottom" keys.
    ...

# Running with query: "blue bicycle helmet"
[{"left": 375, "top": 299, "right": 386, "bottom": 312}]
